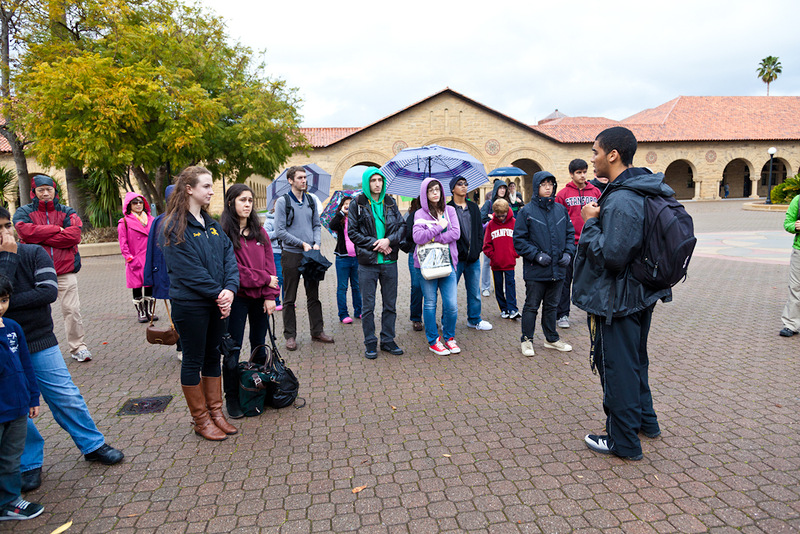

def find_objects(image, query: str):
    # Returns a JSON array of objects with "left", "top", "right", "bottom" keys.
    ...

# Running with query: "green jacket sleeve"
[{"left": 784, "top": 196, "right": 800, "bottom": 250}]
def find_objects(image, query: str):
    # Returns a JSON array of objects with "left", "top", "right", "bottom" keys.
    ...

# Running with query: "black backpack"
[
  {"left": 629, "top": 192, "right": 697, "bottom": 290},
  {"left": 283, "top": 192, "right": 316, "bottom": 228}
]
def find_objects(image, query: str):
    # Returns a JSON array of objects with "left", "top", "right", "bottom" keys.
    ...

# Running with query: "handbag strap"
[{"left": 149, "top": 299, "right": 176, "bottom": 329}]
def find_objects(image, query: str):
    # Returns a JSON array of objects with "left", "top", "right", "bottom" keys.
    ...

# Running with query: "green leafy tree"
[
  {"left": 15, "top": 0, "right": 307, "bottom": 214},
  {"left": 757, "top": 55, "right": 782, "bottom": 96}
]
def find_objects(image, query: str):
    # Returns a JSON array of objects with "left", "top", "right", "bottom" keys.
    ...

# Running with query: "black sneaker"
[
  {"left": 380, "top": 342, "right": 404, "bottom": 355},
  {"left": 585, "top": 434, "right": 642, "bottom": 460},
  {"left": 20, "top": 468, "right": 41, "bottom": 493},
  {"left": 642, "top": 429, "right": 661, "bottom": 439},
  {"left": 779, "top": 327, "right": 797, "bottom": 337},
  {"left": 84, "top": 443, "right": 124, "bottom": 465},
  {"left": 364, "top": 344, "right": 378, "bottom": 360},
  {"left": 0, "top": 498, "right": 44, "bottom": 521}
]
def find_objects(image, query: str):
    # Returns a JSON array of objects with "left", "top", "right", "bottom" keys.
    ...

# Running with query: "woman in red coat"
[{"left": 118, "top": 192, "right": 157, "bottom": 322}]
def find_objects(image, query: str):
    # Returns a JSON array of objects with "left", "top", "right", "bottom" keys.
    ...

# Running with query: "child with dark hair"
[
  {"left": 483, "top": 199, "right": 519, "bottom": 319},
  {"left": 0, "top": 274, "right": 44, "bottom": 521}
]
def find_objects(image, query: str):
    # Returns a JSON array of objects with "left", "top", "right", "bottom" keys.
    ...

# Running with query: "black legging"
[
  {"left": 171, "top": 301, "right": 225, "bottom": 386},
  {"left": 132, "top": 286, "right": 154, "bottom": 299}
]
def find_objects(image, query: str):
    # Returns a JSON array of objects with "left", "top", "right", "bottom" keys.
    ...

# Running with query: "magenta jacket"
[
  {"left": 412, "top": 177, "right": 461, "bottom": 269},
  {"left": 118, "top": 192, "right": 154, "bottom": 289},
  {"left": 234, "top": 228, "right": 280, "bottom": 301}
]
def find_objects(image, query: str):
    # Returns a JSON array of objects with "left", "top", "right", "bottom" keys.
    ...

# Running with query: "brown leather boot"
[
  {"left": 201, "top": 376, "right": 238, "bottom": 435},
  {"left": 182, "top": 384, "right": 228, "bottom": 441}
]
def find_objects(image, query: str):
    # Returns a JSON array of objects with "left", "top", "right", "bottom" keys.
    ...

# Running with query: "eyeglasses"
[{"left": 131, "top": 199, "right": 144, "bottom": 204}]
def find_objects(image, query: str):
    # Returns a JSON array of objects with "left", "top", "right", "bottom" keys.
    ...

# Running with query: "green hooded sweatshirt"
[{"left": 362, "top": 167, "right": 390, "bottom": 264}]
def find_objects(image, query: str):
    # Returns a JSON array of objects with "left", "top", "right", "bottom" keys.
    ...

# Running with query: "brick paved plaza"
[{"left": 8, "top": 199, "right": 799, "bottom": 533}]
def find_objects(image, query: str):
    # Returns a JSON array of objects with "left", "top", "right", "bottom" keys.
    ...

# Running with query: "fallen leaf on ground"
[
  {"left": 391, "top": 406, "right": 397, "bottom": 410},
  {"left": 352, "top": 485, "right": 367, "bottom": 494},
  {"left": 443, "top": 454, "right": 451, "bottom": 458},
  {"left": 50, "top": 522, "right": 73, "bottom": 534}
]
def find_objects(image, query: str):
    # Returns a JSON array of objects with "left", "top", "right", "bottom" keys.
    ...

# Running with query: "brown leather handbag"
[{"left": 146, "top": 300, "right": 180, "bottom": 346}]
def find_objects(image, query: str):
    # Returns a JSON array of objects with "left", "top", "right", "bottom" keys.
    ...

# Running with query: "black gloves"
[
  {"left": 535, "top": 252, "right": 552, "bottom": 266},
  {"left": 557, "top": 253, "right": 571, "bottom": 267}
]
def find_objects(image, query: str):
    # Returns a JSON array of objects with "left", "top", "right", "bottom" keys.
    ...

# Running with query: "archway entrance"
[
  {"left": 512, "top": 158, "right": 543, "bottom": 202},
  {"left": 664, "top": 160, "right": 695, "bottom": 200},
  {"left": 759, "top": 158, "right": 789, "bottom": 197},
  {"left": 721, "top": 159, "right": 752, "bottom": 198},
  {"left": 342, "top": 162, "right": 380, "bottom": 191}
]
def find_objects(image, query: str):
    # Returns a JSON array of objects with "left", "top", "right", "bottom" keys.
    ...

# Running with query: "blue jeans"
[
  {"left": 21, "top": 345, "right": 106, "bottom": 472},
  {"left": 273, "top": 252, "right": 283, "bottom": 305},
  {"left": 480, "top": 254, "right": 492, "bottom": 292},
  {"left": 493, "top": 270, "right": 517, "bottom": 313},
  {"left": 421, "top": 268, "right": 458, "bottom": 345},
  {"left": 456, "top": 259, "right": 482, "bottom": 326},
  {"left": 335, "top": 255, "right": 362, "bottom": 320},
  {"left": 408, "top": 253, "right": 423, "bottom": 322}
]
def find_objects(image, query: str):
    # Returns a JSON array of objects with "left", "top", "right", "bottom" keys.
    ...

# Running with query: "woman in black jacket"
[
  {"left": 329, "top": 195, "right": 361, "bottom": 323},
  {"left": 161, "top": 166, "right": 240, "bottom": 441}
]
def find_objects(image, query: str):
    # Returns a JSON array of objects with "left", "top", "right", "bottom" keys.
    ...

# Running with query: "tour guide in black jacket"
[
  {"left": 347, "top": 167, "right": 406, "bottom": 359},
  {"left": 573, "top": 126, "right": 672, "bottom": 461}
]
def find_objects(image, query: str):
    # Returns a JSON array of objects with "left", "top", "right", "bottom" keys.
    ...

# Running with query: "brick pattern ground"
[{"left": 7, "top": 199, "right": 799, "bottom": 533}]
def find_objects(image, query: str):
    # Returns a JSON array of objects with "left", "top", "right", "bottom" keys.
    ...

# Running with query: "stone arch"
[
  {"left": 496, "top": 147, "right": 552, "bottom": 202},
  {"left": 511, "top": 159, "right": 543, "bottom": 202},
  {"left": 758, "top": 157, "right": 791, "bottom": 197},
  {"left": 333, "top": 150, "right": 392, "bottom": 191},
  {"left": 663, "top": 159, "right": 697, "bottom": 200},
  {"left": 721, "top": 158, "right": 754, "bottom": 198}
]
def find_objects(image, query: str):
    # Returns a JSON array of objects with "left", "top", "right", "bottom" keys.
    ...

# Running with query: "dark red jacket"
[
  {"left": 482, "top": 213, "right": 518, "bottom": 271},
  {"left": 13, "top": 182, "right": 82, "bottom": 275},
  {"left": 554, "top": 181, "right": 601, "bottom": 244},
  {"left": 233, "top": 229, "right": 279, "bottom": 301}
]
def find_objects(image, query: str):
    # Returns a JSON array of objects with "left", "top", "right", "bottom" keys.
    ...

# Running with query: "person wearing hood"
[
  {"left": 479, "top": 180, "right": 509, "bottom": 297},
  {"left": 575, "top": 127, "right": 673, "bottom": 461},
  {"left": 412, "top": 178, "right": 461, "bottom": 356},
  {"left": 554, "top": 159, "right": 602, "bottom": 329},
  {"left": 448, "top": 176, "right": 492, "bottom": 331},
  {"left": 12, "top": 175, "right": 92, "bottom": 363},
  {"left": 347, "top": 168, "right": 406, "bottom": 359},
  {"left": 513, "top": 171, "right": 575, "bottom": 358},
  {"left": 118, "top": 192, "right": 157, "bottom": 323},
  {"left": 483, "top": 199, "right": 520, "bottom": 320}
]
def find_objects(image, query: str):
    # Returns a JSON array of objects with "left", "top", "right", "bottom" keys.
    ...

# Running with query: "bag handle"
[{"left": 149, "top": 299, "right": 177, "bottom": 330}]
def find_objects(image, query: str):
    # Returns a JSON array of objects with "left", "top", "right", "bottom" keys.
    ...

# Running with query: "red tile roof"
[
  {"left": 0, "top": 137, "right": 9, "bottom": 152},
  {"left": 533, "top": 96, "right": 800, "bottom": 143},
  {"left": 300, "top": 127, "right": 361, "bottom": 148}
]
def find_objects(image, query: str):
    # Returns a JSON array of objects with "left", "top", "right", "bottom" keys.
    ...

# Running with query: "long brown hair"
[
  {"left": 221, "top": 183, "right": 267, "bottom": 250},
  {"left": 426, "top": 180, "right": 446, "bottom": 219},
  {"left": 162, "top": 166, "right": 212, "bottom": 246}
]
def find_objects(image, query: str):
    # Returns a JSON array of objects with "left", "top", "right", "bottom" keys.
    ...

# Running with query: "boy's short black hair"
[
  {"left": 0, "top": 205, "right": 9, "bottom": 220},
  {"left": 0, "top": 274, "right": 13, "bottom": 297},
  {"left": 595, "top": 127, "right": 637, "bottom": 166},
  {"left": 568, "top": 159, "right": 588, "bottom": 174}
]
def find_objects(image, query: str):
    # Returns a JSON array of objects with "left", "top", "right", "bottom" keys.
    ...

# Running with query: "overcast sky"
[{"left": 199, "top": 0, "right": 799, "bottom": 127}]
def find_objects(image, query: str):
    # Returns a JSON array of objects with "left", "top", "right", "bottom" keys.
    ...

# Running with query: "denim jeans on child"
[{"left": 493, "top": 270, "right": 517, "bottom": 313}]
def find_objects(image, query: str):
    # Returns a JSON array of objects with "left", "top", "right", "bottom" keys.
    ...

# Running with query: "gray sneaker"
[
  {"left": 544, "top": 339, "right": 572, "bottom": 352},
  {"left": 557, "top": 316, "right": 570, "bottom": 328},
  {"left": 71, "top": 349, "right": 92, "bottom": 362}
]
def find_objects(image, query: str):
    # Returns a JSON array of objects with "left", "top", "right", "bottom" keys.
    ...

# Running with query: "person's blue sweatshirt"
[{"left": 0, "top": 318, "right": 40, "bottom": 424}]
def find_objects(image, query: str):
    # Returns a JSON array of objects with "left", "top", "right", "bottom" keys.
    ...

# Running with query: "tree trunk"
[
  {"left": 64, "top": 165, "right": 91, "bottom": 227},
  {"left": 132, "top": 165, "right": 162, "bottom": 213}
]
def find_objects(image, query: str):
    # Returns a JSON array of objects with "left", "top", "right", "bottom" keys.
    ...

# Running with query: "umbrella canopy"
[
  {"left": 265, "top": 163, "right": 332, "bottom": 210},
  {"left": 488, "top": 166, "right": 527, "bottom": 177},
  {"left": 381, "top": 145, "right": 489, "bottom": 198},
  {"left": 320, "top": 189, "right": 359, "bottom": 236}
]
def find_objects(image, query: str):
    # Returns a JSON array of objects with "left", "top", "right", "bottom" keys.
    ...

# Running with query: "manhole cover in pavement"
[{"left": 117, "top": 396, "right": 173, "bottom": 415}]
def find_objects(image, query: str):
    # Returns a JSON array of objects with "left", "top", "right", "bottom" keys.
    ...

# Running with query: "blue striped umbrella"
[
  {"left": 265, "top": 163, "right": 332, "bottom": 210},
  {"left": 381, "top": 145, "right": 489, "bottom": 198}
]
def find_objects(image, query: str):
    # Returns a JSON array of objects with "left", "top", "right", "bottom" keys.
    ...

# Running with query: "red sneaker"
[
  {"left": 429, "top": 338, "right": 451, "bottom": 356},
  {"left": 444, "top": 337, "right": 461, "bottom": 354}
]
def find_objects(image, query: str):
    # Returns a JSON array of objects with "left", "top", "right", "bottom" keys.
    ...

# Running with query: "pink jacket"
[{"left": 118, "top": 192, "right": 154, "bottom": 289}]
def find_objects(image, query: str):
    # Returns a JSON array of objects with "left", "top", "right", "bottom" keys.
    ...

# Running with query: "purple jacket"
[
  {"left": 118, "top": 192, "right": 154, "bottom": 289},
  {"left": 412, "top": 177, "right": 461, "bottom": 269}
]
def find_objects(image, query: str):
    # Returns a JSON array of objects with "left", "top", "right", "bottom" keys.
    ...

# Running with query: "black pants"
[
  {"left": 132, "top": 286, "right": 153, "bottom": 299},
  {"left": 591, "top": 305, "right": 659, "bottom": 458},
  {"left": 172, "top": 301, "right": 226, "bottom": 386},
  {"left": 557, "top": 260, "right": 573, "bottom": 318},
  {"left": 358, "top": 262, "right": 398, "bottom": 348},
  {"left": 224, "top": 296, "right": 269, "bottom": 397},
  {"left": 281, "top": 251, "right": 324, "bottom": 339},
  {"left": 0, "top": 416, "right": 26, "bottom": 507},
  {"left": 521, "top": 279, "right": 563, "bottom": 342}
]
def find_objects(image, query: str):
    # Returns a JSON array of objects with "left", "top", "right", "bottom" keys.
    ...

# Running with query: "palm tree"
[{"left": 757, "top": 56, "right": 782, "bottom": 96}]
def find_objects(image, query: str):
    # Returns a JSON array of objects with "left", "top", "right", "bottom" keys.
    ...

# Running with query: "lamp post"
[{"left": 766, "top": 147, "right": 777, "bottom": 204}]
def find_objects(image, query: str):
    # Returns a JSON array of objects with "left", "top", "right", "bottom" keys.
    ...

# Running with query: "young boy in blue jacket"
[{"left": 0, "top": 275, "right": 44, "bottom": 521}]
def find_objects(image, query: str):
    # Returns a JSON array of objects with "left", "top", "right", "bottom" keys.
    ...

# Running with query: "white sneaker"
[
  {"left": 481, "top": 289, "right": 490, "bottom": 297},
  {"left": 508, "top": 310, "right": 521, "bottom": 320},
  {"left": 544, "top": 339, "right": 572, "bottom": 352},
  {"left": 500, "top": 311, "right": 510, "bottom": 319},
  {"left": 469, "top": 320, "right": 493, "bottom": 331},
  {"left": 521, "top": 340, "right": 535, "bottom": 357},
  {"left": 71, "top": 349, "right": 92, "bottom": 362},
  {"left": 444, "top": 337, "right": 461, "bottom": 354},
  {"left": 557, "top": 316, "right": 570, "bottom": 328}
]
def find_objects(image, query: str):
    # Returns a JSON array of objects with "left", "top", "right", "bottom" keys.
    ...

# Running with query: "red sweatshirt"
[
  {"left": 482, "top": 213, "right": 518, "bottom": 271},
  {"left": 554, "top": 181, "right": 602, "bottom": 244}
]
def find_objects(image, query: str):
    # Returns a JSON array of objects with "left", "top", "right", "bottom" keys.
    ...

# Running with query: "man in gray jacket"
[{"left": 274, "top": 166, "right": 334, "bottom": 351}]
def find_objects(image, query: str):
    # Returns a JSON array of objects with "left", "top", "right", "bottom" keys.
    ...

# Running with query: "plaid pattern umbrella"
[
  {"left": 320, "top": 190, "right": 359, "bottom": 236},
  {"left": 381, "top": 145, "right": 489, "bottom": 198},
  {"left": 265, "top": 163, "right": 332, "bottom": 210}
]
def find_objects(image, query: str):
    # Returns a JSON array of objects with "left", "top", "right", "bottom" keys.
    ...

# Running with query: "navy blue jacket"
[
  {"left": 0, "top": 319, "right": 40, "bottom": 423},
  {"left": 572, "top": 167, "right": 672, "bottom": 318},
  {"left": 513, "top": 171, "right": 575, "bottom": 282},
  {"left": 160, "top": 211, "right": 239, "bottom": 304},
  {"left": 143, "top": 214, "right": 170, "bottom": 299}
]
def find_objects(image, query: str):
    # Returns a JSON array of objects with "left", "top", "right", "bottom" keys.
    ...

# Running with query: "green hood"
[{"left": 362, "top": 167, "right": 387, "bottom": 203}]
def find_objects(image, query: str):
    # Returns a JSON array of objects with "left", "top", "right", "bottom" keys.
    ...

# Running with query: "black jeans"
[
  {"left": 0, "top": 416, "right": 26, "bottom": 507},
  {"left": 557, "top": 260, "right": 573, "bottom": 318},
  {"left": 591, "top": 305, "right": 659, "bottom": 458},
  {"left": 224, "top": 296, "right": 269, "bottom": 397},
  {"left": 521, "top": 279, "right": 563, "bottom": 343},
  {"left": 281, "top": 251, "right": 324, "bottom": 339},
  {"left": 172, "top": 301, "right": 226, "bottom": 386},
  {"left": 358, "top": 262, "right": 398, "bottom": 348}
]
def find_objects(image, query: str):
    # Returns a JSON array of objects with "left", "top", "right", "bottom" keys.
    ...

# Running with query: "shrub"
[{"left": 770, "top": 174, "right": 800, "bottom": 204}]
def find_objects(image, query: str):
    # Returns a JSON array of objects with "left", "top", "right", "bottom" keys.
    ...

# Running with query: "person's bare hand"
[
  {"left": 0, "top": 233, "right": 17, "bottom": 254},
  {"left": 312, "top": 244, "right": 320, "bottom": 250},
  {"left": 264, "top": 299, "right": 276, "bottom": 315},
  {"left": 269, "top": 275, "right": 279, "bottom": 288},
  {"left": 302, "top": 242, "right": 312, "bottom": 252},
  {"left": 581, "top": 202, "right": 600, "bottom": 222},
  {"left": 372, "top": 238, "right": 391, "bottom": 254},
  {"left": 437, "top": 217, "right": 448, "bottom": 229},
  {"left": 795, "top": 220, "right": 800, "bottom": 231},
  {"left": 29, "top": 406, "right": 39, "bottom": 418}
]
